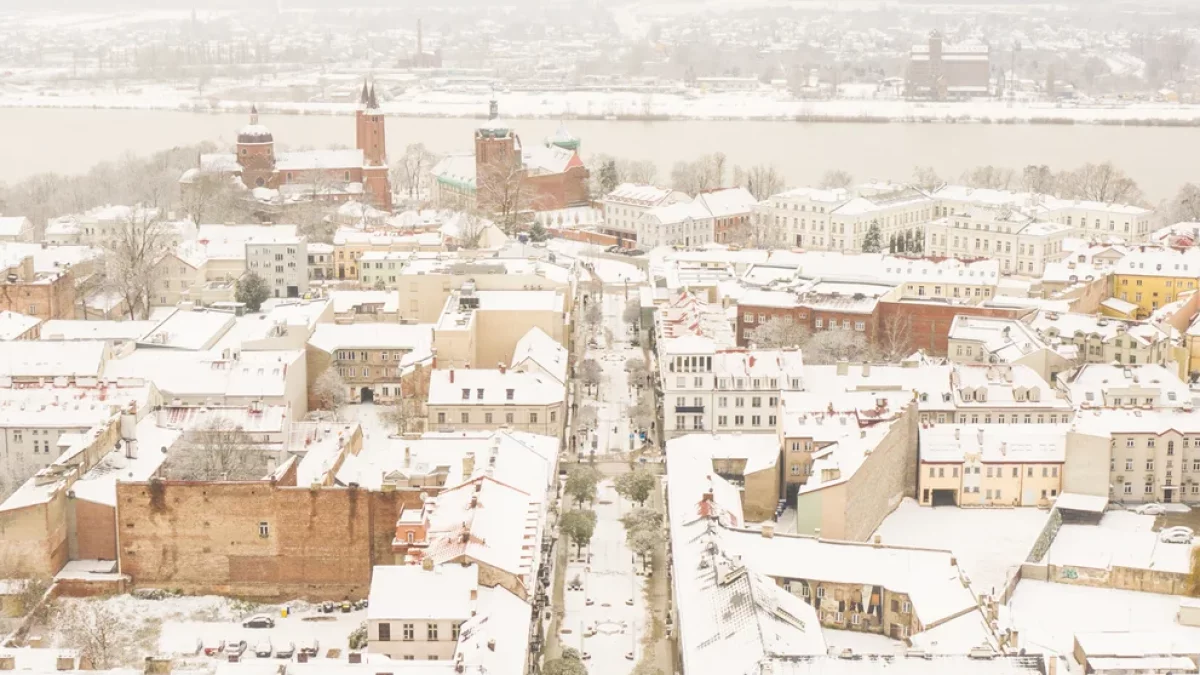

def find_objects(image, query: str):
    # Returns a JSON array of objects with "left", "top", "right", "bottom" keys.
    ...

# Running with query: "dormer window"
[{"left": 462, "top": 388, "right": 470, "bottom": 400}]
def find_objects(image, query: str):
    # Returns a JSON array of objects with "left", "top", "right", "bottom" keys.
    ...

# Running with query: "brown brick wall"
[
  {"left": 116, "top": 482, "right": 425, "bottom": 600},
  {"left": 74, "top": 500, "right": 116, "bottom": 561},
  {"left": 876, "top": 300, "right": 1027, "bottom": 356}
]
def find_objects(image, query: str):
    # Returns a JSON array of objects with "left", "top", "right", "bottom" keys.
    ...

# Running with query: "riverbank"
[{"left": 3, "top": 88, "right": 1200, "bottom": 127}]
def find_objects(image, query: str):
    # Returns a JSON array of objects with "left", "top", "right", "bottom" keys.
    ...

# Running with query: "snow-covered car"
[
  {"left": 254, "top": 640, "right": 273, "bottom": 658},
  {"left": 275, "top": 642, "right": 296, "bottom": 659},
  {"left": 243, "top": 615, "right": 275, "bottom": 629},
  {"left": 298, "top": 639, "right": 321, "bottom": 658},
  {"left": 1162, "top": 526, "right": 1195, "bottom": 537},
  {"left": 201, "top": 638, "right": 226, "bottom": 656},
  {"left": 1160, "top": 529, "right": 1194, "bottom": 544},
  {"left": 223, "top": 640, "right": 247, "bottom": 656},
  {"left": 1136, "top": 503, "right": 1166, "bottom": 515}
]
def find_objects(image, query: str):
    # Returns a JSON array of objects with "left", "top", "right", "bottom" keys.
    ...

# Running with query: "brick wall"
[
  {"left": 74, "top": 500, "right": 116, "bottom": 561},
  {"left": 876, "top": 301, "right": 1028, "bottom": 356},
  {"left": 116, "top": 481, "right": 426, "bottom": 600}
]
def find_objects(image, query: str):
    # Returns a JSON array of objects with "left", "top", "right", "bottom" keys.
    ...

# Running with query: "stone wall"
[{"left": 840, "top": 404, "right": 920, "bottom": 542}]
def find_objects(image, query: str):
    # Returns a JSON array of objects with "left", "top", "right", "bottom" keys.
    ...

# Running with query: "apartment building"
[
  {"left": 636, "top": 187, "right": 757, "bottom": 248},
  {"left": 947, "top": 315, "right": 1072, "bottom": 383},
  {"left": 922, "top": 206, "right": 1071, "bottom": 276},
  {"left": 0, "top": 311, "right": 41, "bottom": 341},
  {"left": 930, "top": 185, "right": 1153, "bottom": 241},
  {"left": 244, "top": 233, "right": 308, "bottom": 299},
  {"left": 332, "top": 228, "right": 447, "bottom": 281},
  {"left": 151, "top": 243, "right": 210, "bottom": 307},
  {"left": 307, "top": 243, "right": 335, "bottom": 282},
  {"left": 0, "top": 249, "right": 80, "bottom": 321},
  {"left": 1028, "top": 310, "right": 1178, "bottom": 371},
  {"left": 1110, "top": 247, "right": 1200, "bottom": 318},
  {"left": 1059, "top": 364, "right": 1191, "bottom": 410},
  {"left": 307, "top": 323, "right": 435, "bottom": 405},
  {"left": 1069, "top": 409, "right": 1200, "bottom": 505},
  {"left": 426, "top": 368, "right": 565, "bottom": 439},
  {"left": 659, "top": 336, "right": 804, "bottom": 439},
  {"left": 600, "top": 183, "right": 688, "bottom": 243},
  {"left": 755, "top": 184, "right": 933, "bottom": 251},
  {"left": 433, "top": 285, "right": 568, "bottom": 371},
  {"left": 919, "top": 425, "right": 1066, "bottom": 507},
  {"left": 395, "top": 257, "right": 573, "bottom": 323}
]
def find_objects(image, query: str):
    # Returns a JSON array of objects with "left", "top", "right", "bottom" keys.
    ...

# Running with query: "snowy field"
[
  {"left": 4, "top": 84, "right": 1200, "bottom": 125},
  {"left": 560, "top": 480, "right": 650, "bottom": 673},
  {"left": 872, "top": 499, "right": 1050, "bottom": 596},
  {"left": 1008, "top": 580, "right": 1200, "bottom": 667}
]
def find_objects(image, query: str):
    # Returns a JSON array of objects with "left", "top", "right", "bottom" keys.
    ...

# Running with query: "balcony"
[{"left": 675, "top": 405, "right": 705, "bottom": 414}]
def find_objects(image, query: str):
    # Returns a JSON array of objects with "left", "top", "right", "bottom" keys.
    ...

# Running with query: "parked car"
[
  {"left": 319, "top": 601, "right": 336, "bottom": 614},
  {"left": 275, "top": 642, "right": 296, "bottom": 659},
  {"left": 1162, "top": 526, "right": 1195, "bottom": 537},
  {"left": 299, "top": 639, "right": 321, "bottom": 658},
  {"left": 1136, "top": 503, "right": 1166, "bottom": 515},
  {"left": 201, "top": 638, "right": 226, "bottom": 657},
  {"left": 339, "top": 601, "right": 353, "bottom": 613},
  {"left": 605, "top": 245, "right": 621, "bottom": 253},
  {"left": 1161, "top": 529, "right": 1194, "bottom": 544},
  {"left": 243, "top": 615, "right": 275, "bottom": 629},
  {"left": 254, "top": 640, "right": 273, "bottom": 658},
  {"left": 223, "top": 640, "right": 247, "bottom": 657}
]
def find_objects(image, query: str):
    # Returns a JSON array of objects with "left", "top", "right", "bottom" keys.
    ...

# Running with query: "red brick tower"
[
  {"left": 236, "top": 105, "right": 276, "bottom": 189},
  {"left": 356, "top": 83, "right": 392, "bottom": 210},
  {"left": 474, "top": 98, "right": 521, "bottom": 213}
]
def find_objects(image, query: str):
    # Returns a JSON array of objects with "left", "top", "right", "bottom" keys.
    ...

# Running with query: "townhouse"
[
  {"left": 1109, "top": 247, "right": 1200, "bottom": 318},
  {"left": 426, "top": 367, "right": 566, "bottom": 439},
  {"left": 919, "top": 425, "right": 1066, "bottom": 507},
  {"left": 755, "top": 184, "right": 933, "bottom": 251}
]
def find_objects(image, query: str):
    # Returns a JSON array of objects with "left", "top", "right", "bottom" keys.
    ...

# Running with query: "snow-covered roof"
[
  {"left": 1030, "top": 310, "right": 1168, "bottom": 346},
  {"left": 948, "top": 315, "right": 1047, "bottom": 362},
  {"left": 0, "top": 216, "right": 31, "bottom": 237},
  {"left": 950, "top": 364, "right": 1070, "bottom": 411},
  {"left": 39, "top": 319, "right": 158, "bottom": 342},
  {"left": 1113, "top": 246, "right": 1200, "bottom": 278},
  {"left": 1043, "top": 512, "right": 1196, "bottom": 575},
  {"left": 1071, "top": 407, "right": 1200, "bottom": 437},
  {"left": 428, "top": 369, "right": 565, "bottom": 407},
  {"left": 70, "top": 417, "right": 181, "bottom": 507},
  {"left": 104, "top": 349, "right": 302, "bottom": 400},
  {"left": 308, "top": 323, "right": 433, "bottom": 356},
  {"left": 604, "top": 183, "right": 680, "bottom": 207},
  {"left": 1061, "top": 364, "right": 1189, "bottom": 409},
  {"left": 328, "top": 290, "right": 399, "bottom": 314},
  {"left": 0, "top": 380, "right": 155, "bottom": 430},
  {"left": 137, "top": 308, "right": 236, "bottom": 351},
  {"left": 921, "top": 424, "right": 1067, "bottom": 464},
  {"left": 0, "top": 341, "right": 106, "bottom": 378},
  {"left": 0, "top": 310, "right": 40, "bottom": 340},
  {"left": 932, "top": 185, "right": 1150, "bottom": 217},
  {"left": 697, "top": 187, "right": 758, "bottom": 217},
  {"left": 368, "top": 564, "right": 478, "bottom": 621},
  {"left": 0, "top": 242, "right": 102, "bottom": 277},
  {"left": 195, "top": 224, "right": 301, "bottom": 260},
  {"left": 521, "top": 143, "right": 576, "bottom": 175},
  {"left": 710, "top": 349, "right": 804, "bottom": 379},
  {"left": 276, "top": 148, "right": 365, "bottom": 172},
  {"left": 668, "top": 433, "right": 781, "bottom": 475},
  {"left": 511, "top": 327, "right": 567, "bottom": 385},
  {"left": 430, "top": 153, "right": 477, "bottom": 189}
]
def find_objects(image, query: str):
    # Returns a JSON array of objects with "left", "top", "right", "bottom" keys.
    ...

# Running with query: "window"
[
  {"left": 530, "top": 412, "right": 539, "bottom": 424},
  {"left": 834, "top": 611, "right": 844, "bottom": 623},
  {"left": 851, "top": 613, "right": 861, "bottom": 625},
  {"left": 460, "top": 412, "right": 470, "bottom": 424},
  {"left": 485, "top": 413, "right": 493, "bottom": 424},
  {"left": 452, "top": 623, "right": 461, "bottom": 640},
  {"left": 718, "top": 416, "right": 728, "bottom": 426},
  {"left": 1146, "top": 459, "right": 1155, "bottom": 471},
  {"left": 258, "top": 521, "right": 270, "bottom": 538},
  {"left": 751, "top": 415, "right": 761, "bottom": 426},
  {"left": 379, "top": 623, "right": 391, "bottom": 641},
  {"left": 902, "top": 602, "right": 911, "bottom": 613},
  {"left": 816, "top": 587, "right": 825, "bottom": 599},
  {"left": 403, "top": 624, "right": 414, "bottom": 641},
  {"left": 437, "top": 412, "right": 446, "bottom": 424},
  {"left": 550, "top": 411, "right": 557, "bottom": 423},
  {"left": 506, "top": 413, "right": 514, "bottom": 424},
  {"left": 462, "top": 388, "right": 470, "bottom": 400},
  {"left": 427, "top": 623, "right": 438, "bottom": 641},
  {"left": 506, "top": 389, "right": 514, "bottom": 400},
  {"left": 751, "top": 397, "right": 762, "bottom": 408}
]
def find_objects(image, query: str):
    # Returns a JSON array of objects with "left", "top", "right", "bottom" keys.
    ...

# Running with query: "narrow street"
[{"left": 544, "top": 271, "right": 673, "bottom": 675}]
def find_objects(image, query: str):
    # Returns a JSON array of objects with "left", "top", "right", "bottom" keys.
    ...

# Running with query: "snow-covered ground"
[
  {"left": 579, "top": 289, "right": 647, "bottom": 456},
  {"left": 822, "top": 628, "right": 905, "bottom": 655},
  {"left": 4, "top": 85, "right": 1200, "bottom": 124},
  {"left": 872, "top": 499, "right": 1051, "bottom": 596},
  {"left": 560, "top": 480, "right": 649, "bottom": 673},
  {"left": 1008, "top": 579, "right": 1200, "bottom": 667},
  {"left": 49, "top": 594, "right": 364, "bottom": 664},
  {"left": 548, "top": 239, "right": 647, "bottom": 286}
]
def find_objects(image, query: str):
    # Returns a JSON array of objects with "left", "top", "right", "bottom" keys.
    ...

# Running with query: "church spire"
[
  {"left": 249, "top": 104, "right": 259, "bottom": 125},
  {"left": 367, "top": 84, "right": 379, "bottom": 110},
  {"left": 359, "top": 80, "right": 371, "bottom": 107}
]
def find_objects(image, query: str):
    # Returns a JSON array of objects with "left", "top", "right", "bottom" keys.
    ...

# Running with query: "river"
[{"left": 3, "top": 107, "right": 1199, "bottom": 202}]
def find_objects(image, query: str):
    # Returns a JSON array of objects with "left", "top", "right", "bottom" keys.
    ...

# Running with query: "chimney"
[
  {"left": 470, "top": 588, "right": 478, "bottom": 602},
  {"left": 954, "top": 428, "right": 960, "bottom": 440},
  {"left": 348, "top": 652, "right": 362, "bottom": 664},
  {"left": 0, "top": 655, "right": 14, "bottom": 671},
  {"left": 862, "top": 363, "right": 871, "bottom": 376},
  {"left": 836, "top": 361, "right": 849, "bottom": 376},
  {"left": 950, "top": 555, "right": 957, "bottom": 567},
  {"left": 1048, "top": 656, "right": 1057, "bottom": 675},
  {"left": 499, "top": 363, "right": 506, "bottom": 375},
  {"left": 873, "top": 534, "right": 882, "bottom": 547},
  {"left": 487, "top": 639, "right": 496, "bottom": 652},
  {"left": 977, "top": 428, "right": 984, "bottom": 445},
  {"left": 56, "top": 656, "right": 75, "bottom": 671},
  {"left": 761, "top": 522, "right": 775, "bottom": 538},
  {"left": 450, "top": 369, "right": 455, "bottom": 384},
  {"left": 422, "top": 557, "right": 434, "bottom": 571}
]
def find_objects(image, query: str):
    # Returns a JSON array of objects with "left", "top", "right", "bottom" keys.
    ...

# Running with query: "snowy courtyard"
[{"left": 872, "top": 498, "right": 1051, "bottom": 596}]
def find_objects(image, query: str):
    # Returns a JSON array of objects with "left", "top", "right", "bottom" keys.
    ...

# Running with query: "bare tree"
[
  {"left": 911, "top": 166, "right": 942, "bottom": 192},
  {"left": 733, "top": 164, "right": 785, "bottom": 201},
  {"left": 575, "top": 404, "right": 598, "bottom": 432},
  {"left": 732, "top": 210, "right": 781, "bottom": 248},
  {"left": 670, "top": 153, "right": 727, "bottom": 194},
  {"left": 623, "top": 299, "right": 642, "bottom": 329},
  {"left": 476, "top": 155, "right": 527, "bottom": 235},
  {"left": 804, "top": 331, "right": 872, "bottom": 365},
  {"left": 54, "top": 601, "right": 135, "bottom": 670},
  {"left": 873, "top": 313, "right": 914, "bottom": 362},
  {"left": 579, "top": 359, "right": 603, "bottom": 395},
  {"left": 180, "top": 170, "right": 250, "bottom": 226},
  {"left": 1022, "top": 165, "right": 1056, "bottom": 194},
  {"left": 1056, "top": 162, "right": 1143, "bottom": 205},
  {"left": 313, "top": 368, "right": 349, "bottom": 418},
  {"left": 961, "top": 165, "right": 1016, "bottom": 190},
  {"left": 624, "top": 356, "right": 649, "bottom": 388},
  {"left": 167, "top": 417, "right": 268, "bottom": 481},
  {"left": 453, "top": 211, "right": 490, "bottom": 250},
  {"left": 627, "top": 396, "right": 655, "bottom": 432},
  {"left": 620, "top": 159, "right": 659, "bottom": 185},
  {"left": 751, "top": 317, "right": 810, "bottom": 349},
  {"left": 819, "top": 169, "right": 854, "bottom": 190},
  {"left": 1169, "top": 183, "right": 1200, "bottom": 224},
  {"left": 103, "top": 210, "right": 173, "bottom": 320},
  {"left": 393, "top": 143, "right": 438, "bottom": 201}
]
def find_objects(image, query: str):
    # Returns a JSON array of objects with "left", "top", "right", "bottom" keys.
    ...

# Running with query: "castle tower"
[
  {"left": 236, "top": 104, "right": 276, "bottom": 189},
  {"left": 474, "top": 96, "right": 521, "bottom": 213}
]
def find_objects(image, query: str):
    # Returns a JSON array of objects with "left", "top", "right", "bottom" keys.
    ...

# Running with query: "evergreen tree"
[
  {"left": 862, "top": 219, "right": 883, "bottom": 253},
  {"left": 529, "top": 220, "right": 549, "bottom": 242},
  {"left": 895, "top": 231, "right": 907, "bottom": 253},
  {"left": 599, "top": 160, "right": 620, "bottom": 195},
  {"left": 914, "top": 228, "right": 925, "bottom": 253},
  {"left": 888, "top": 233, "right": 897, "bottom": 254},
  {"left": 235, "top": 271, "right": 271, "bottom": 312}
]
